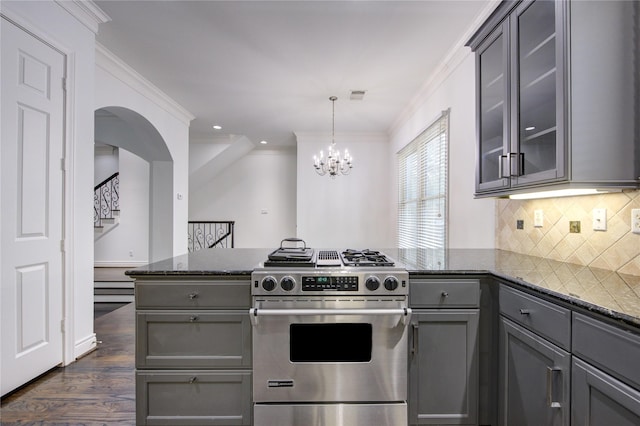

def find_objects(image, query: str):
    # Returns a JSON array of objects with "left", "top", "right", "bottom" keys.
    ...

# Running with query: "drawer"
[
  {"left": 136, "top": 311, "right": 251, "bottom": 369},
  {"left": 499, "top": 285, "right": 571, "bottom": 350},
  {"left": 136, "top": 280, "right": 251, "bottom": 309},
  {"left": 136, "top": 370, "right": 252, "bottom": 425},
  {"left": 410, "top": 279, "right": 480, "bottom": 308},
  {"left": 573, "top": 312, "right": 640, "bottom": 390}
]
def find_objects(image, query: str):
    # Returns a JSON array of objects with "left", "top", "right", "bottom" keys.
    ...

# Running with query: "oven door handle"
[
  {"left": 249, "top": 308, "right": 411, "bottom": 326},
  {"left": 249, "top": 308, "right": 411, "bottom": 317}
]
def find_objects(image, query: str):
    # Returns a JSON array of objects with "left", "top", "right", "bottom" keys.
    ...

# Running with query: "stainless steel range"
[{"left": 251, "top": 240, "right": 411, "bottom": 426}]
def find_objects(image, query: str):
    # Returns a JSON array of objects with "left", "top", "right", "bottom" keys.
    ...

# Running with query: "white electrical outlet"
[
  {"left": 632, "top": 209, "right": 640, "bottom": 235},
  {"left": 592, "top": 208, "right": 607, "bottom": 231},
  {"left": 534, "top": 209, "right": 544, "bottom": 227}
]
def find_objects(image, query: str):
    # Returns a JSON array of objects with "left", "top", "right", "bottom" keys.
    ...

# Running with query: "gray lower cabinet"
[
  {"left": 571, "top": 312, "right": 640, "bottom": 426},
  {"left": 133, "top": 277, "right": 252, "bottom": 425},
  {"left": 498, "top": 317, "right": 570, "bottom": 426},
  {"left": 136, "top": 370, "right": 252, "bottom": 426},
  {"left": 409, "top": 278, "right": 480, "bottom": 425},
  {"left": 572, "top": 357, "right": 640, "bottom": 426}
]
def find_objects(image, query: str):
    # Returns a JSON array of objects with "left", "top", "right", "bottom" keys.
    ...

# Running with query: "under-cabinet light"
[{"left": 509, "top": 188, "right": 612, "bottom": 200}]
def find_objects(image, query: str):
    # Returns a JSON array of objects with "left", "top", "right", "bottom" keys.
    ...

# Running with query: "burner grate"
[{"left": 341, "top": 249, "right": 395, "bottom": 267}]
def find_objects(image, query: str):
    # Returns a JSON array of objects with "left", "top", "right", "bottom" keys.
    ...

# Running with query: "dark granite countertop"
[
  {"left": 127, "top": 248, "right": 640, "bottom": 328},
  {"left": 125, "top": 248, "right": 272, "bottom": 276}
]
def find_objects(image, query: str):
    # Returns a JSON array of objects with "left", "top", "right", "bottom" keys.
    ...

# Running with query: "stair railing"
[
  {"left": 94, "top": 172, "right": 120, "bottom": 228},
  {"left": 188, "top": 221, "right": 235, "bottom": 251}
]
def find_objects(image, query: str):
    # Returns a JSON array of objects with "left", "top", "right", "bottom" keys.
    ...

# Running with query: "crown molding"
[
  {"left": 389, "top": 0, "right": 501, "bottom": 136},
  {"left": 54, "top": 0, "right": 110, "bottom": 34},
  {"left": 96, "top": 43, "right": 195, "bottom": 125}
]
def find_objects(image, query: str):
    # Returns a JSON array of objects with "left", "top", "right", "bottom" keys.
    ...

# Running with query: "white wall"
[
  {"left": 1, "top": 0, "right": 105, "bottom": 362},
  {"left": 189, "top": 149, "right": 297, "bottom": 248},
  {"left": 94, "top": 145, "right": 118, "bottom": 185},
  {"left": 95, "top": 46, "right": 193, "bottom": 259},
  {"left": 94, "top": 148, "right": 149, "bottom": 265},
  {"left": 390, "top": 52, "right": 495, "bottom": 249},
  {"left": 296, "top": 133, "right": 393, "bottom": 248}
]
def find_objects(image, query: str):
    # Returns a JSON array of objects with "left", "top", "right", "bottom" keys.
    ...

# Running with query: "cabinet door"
[
  {"left": 499, "top": 317, "right": 570, "bottom": 426},
  {"left": 476, "top": 21, "right": 510, "bottom": 193},
  {"left": 572, "top": 357, "right": 640, "bottom": 426},
  {"left": 409, "top": 310, "right": 479, "bottom": 425},
  {"left": 510, "top": 0, "right": 566, "bottom": 186}
]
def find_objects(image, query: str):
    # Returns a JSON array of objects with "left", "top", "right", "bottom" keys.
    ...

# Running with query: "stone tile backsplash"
[{"left": 496, "top": 190, "right": 640, "bottom": 276}]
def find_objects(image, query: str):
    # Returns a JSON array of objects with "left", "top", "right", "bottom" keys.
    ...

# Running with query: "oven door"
[{"left": 250, "top": 298, "right": 411, "bottom": 403}]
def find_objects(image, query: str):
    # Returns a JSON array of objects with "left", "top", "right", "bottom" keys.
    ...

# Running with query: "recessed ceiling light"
[
  {"left": 213, "top": 125, "right": 222, "bottom": 130},
  {"left": 525, "top": 126, "right": 535, "bottom": 131},
  {"left": 260, "top": 140, "right": 268, "bottom": 145}
]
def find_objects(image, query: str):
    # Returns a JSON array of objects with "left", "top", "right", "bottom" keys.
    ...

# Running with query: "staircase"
[
  {"left": 188, "top": 221, "right": 235, "bottom": 251},
  {"left": 94, "top": 172, "right": 120, "bottom": 237}
]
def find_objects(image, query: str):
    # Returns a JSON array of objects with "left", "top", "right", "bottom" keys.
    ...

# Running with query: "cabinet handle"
[
  {"left": 519, "top": 308, "right": 531, "bottom": 315},
  {"left": 411, "top": 323, "right": 419, "bottom": 355},
  {"left": 189, "top": 316, "right": 199, "bottom": 322},
  {"left": 441, "top": 291, "right": 449, "bottom": 298},
  {"left": 188, "top": 292, "right": 199, "bottom": 300},
  {"left": 498, "top": 154, "right": 509, "bottom": 179},
  {"left": 546, "top": 367, "right": 562, "bottom": 408},
  {"left": 510, "top": 152, "right": 524, "bottom": 177},
  {"left": 189, "top": 376, "right": 197, "bottom": 384}
]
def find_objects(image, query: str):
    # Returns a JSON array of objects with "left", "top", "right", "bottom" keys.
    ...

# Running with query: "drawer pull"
[
  {"left": 188, "top": 292, "right": 199, "bottom": 300},
  {"left": 546, "top": 367, "right": 562, "bottom": 408},
  {"left": 411, "top": 323, "right": 419, "bottom": 355},
  {"left": 441, "top": 291, "right": 449, "bottom": 298},
  {"left": 189, "top": 376, "right": 197, "bottom": 384},
  {"left": 189, "top": 316, "right": 199, "bottom": 322},
  {"left": 519, "top": 308, "right": 531, "bottom": 315}
]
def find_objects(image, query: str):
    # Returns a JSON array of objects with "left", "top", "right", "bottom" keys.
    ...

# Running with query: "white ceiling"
[{"left": 94, "top": 0, "right": 495, "bottom": 147}]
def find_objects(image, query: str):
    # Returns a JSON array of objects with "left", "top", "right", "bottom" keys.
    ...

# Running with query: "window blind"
[{"left": 397, "top": 109, "right": 449, "bottom": 249}]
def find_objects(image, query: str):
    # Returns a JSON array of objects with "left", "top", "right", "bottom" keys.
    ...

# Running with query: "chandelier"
[{"left": 313, "top": 96, "right": 353, "bottom": 177}]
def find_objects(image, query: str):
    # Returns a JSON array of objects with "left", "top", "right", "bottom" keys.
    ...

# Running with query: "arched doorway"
[{"left": 94, "top": 106, "right": 173, "bottom": 268}]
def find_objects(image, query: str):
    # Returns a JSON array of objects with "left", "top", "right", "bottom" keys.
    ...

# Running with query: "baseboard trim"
[
  {"left": 94, "top": 261, "right": 147, "bottom": 268},
  {"left": 74, "top": 333, "right": 97, "bottom": 361}
]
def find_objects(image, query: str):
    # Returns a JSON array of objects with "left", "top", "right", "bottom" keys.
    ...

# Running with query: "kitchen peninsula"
[{"left": 128, "top": 248, "right": 640, "bottom": 425}]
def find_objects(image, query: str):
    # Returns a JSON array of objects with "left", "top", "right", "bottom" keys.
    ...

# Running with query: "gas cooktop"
[{"left": 262, "top": 245, "right": 396, "bottom": 268}]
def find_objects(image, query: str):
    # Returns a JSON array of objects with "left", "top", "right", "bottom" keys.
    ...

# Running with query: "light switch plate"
[
  {"left": 534, "top": 210, "right": 544, "bottom": 227},
  {"left": 592, "top": 208, "right": 607, "bottom": 231},
  {"left": 632, "top": 209, "right": 640, "bottom": 234}
]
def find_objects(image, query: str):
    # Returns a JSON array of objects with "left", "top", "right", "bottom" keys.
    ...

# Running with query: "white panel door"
[{"left": 1, "top": 17, "right": 66, "bottom": 396}]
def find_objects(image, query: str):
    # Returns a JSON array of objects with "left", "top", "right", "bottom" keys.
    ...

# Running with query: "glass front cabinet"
[
  {"left": 471, "top": 0, "right": 567, "bottom": 195},
  {"left": 470, "top": 0, "right": 640, "bottom": 197}
]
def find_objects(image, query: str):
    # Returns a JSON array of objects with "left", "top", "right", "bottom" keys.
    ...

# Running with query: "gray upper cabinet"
[{"left": 468, "top": 0, "right": 639, "bottom": 197}]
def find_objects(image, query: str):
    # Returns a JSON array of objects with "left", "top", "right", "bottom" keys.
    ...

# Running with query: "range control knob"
[
  {"left": 384, "top": 276, "right": 399, "bottom": 291},
  {"left": 365, "top": 276, "right": 380, "bottom": 291},
  {"left": 261, "top": 276, "right": 277, "bottom": 292},
  {"left": 281, "top": 276, "right": 295, "bottom": 291}
]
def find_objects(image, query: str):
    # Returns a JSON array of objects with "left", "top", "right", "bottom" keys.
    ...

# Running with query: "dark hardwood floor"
[{"left": 1, "top": 303, "right": 135, "bottom": 425}]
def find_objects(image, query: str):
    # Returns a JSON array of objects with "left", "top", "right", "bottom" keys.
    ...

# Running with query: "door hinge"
[
  {"left": 60, "top": 239, "right": 66, "bottom": 252},
  {"left": 60, "top": 158, "right": 66, "bottom": 171},
  {"left": 60, "top": 319, "right": 65, "bottom": 333},
  {"left": 62, "top": 77, "right": 67, "bottom": 92}
]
